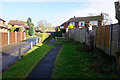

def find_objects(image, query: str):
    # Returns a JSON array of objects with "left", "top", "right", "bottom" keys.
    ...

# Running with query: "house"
[
  {"left": 115, "top": 1, "right": 120, "bottom": 24},
  {"left": 8, "top": 20, "right": 29, "bottom": 31},
  {"left": 34, "top": 27, "right": 42, "bottom": 33},
  {"left": 0, "top": 18, "right": 8, "bottom": 32},
  {"left": 59, "top": 14, "right": 104, "bottom": 30},
  {"left": 60, "top": 21, "right": 69, "bottom": 30}
]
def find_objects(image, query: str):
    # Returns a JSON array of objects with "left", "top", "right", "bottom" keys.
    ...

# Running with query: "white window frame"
[
  {"left": 60, "top": 26, "right": 64, "bottom": 29},
  {"left": 79, "top": 21, "right": 84, "bottom": 26},
  {"left": 90, "top": 21, "right": 98, "bottom": 26},
  {"left": 70, "top": 22, "right": 75, "bottom": 26}
]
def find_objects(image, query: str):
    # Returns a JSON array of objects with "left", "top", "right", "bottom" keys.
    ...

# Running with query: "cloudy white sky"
[{"left": 0, "top": 0, "right": 118, "bottom": 27}]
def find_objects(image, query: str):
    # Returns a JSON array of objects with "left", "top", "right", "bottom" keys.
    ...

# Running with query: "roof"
[
  {"left": 68, "top": 15, "right": 104, "bottom": 22},
  {"left": 0, "top": 18, "right": 6, "bottom": 22},
  {"left": 0, "top": 25, "right": 8, "bottom": 29},
  {"left": 8, "top": 20, "right": 26, "bottom": 25},
  {"left": 23, "top": 25, "right": 29, "bottom": 29},
  {"left": 60, "top": 21, "right": 68, "bottom": 26}
]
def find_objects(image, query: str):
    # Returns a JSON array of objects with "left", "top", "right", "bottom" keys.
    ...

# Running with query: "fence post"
[
  {"left": 8, "top": 31, "right": 9, "bottom": 45},
  {"left": 109, "top": 24, "right": 112, "bottom": 56},
  {"left": 19, "top": 48, "right": 21, "bottom": 59},
  {"left": 15, "top": 31, "right": 17, "bottom": 43},
  {"left": 31, "top": 41, "right": 33, "bottom": 49}
]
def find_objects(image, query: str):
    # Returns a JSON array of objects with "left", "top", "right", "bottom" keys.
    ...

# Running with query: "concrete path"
[
  {"left": 1, "top": 37, "right": 37, "bottom": 71},
  {"left": 27, "top": 37, "right": 61, "bottom": 79}
]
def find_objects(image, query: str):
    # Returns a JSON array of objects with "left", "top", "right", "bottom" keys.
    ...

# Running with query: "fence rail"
[
  {"left": 0, "top": 32, "right": 26, "bottom": 47},
  {"left": 68, "top": 24, "right": 120, "bottom": 56}
]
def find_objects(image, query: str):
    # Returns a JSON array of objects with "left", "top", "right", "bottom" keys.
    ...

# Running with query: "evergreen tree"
[{"left": 26, "top": 17, "right": 34, "bottom": 36}]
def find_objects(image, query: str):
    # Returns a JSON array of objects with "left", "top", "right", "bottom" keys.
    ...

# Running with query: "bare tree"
[
  {"left": 37, "top": 20, "right": 52, "bottom": 32},
  {"left": 101, "top": 12, "right": 113, "bottom": 25}
]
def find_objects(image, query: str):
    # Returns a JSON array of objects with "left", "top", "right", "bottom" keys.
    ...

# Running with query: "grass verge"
[
  {"left": 2, "top": 38, "right": 54, "bottom": 78},
  {"left": 52, "top": 39, "right": 119, "bottom": 78}
]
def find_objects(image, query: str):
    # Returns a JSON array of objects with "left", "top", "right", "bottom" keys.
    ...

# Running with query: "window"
[
  {"left": 60, "top": 26, "right": 64, "bottom": 29},
  {"left": 70, "top": 22, "right": 75, "bottom": 26},
  {"left": 79, "top": 21, "right": 84, "bottom": 26},
  {"left": 90, "top": 21, "right": 98, "bottom": 25}
]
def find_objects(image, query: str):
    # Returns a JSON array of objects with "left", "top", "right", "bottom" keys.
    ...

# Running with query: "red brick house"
[
  {"left": 0, "top": 18, "right": 8, "bottom": 32},
  {"left": 59, "top": 14, "right": 104, "bottom": 30}
]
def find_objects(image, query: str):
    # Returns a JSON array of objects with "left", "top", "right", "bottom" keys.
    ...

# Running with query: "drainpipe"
[{"left": 109, "top": 24, "right": 112, "bottom": 56}]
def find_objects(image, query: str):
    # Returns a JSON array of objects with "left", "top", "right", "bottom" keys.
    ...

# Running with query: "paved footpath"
[
  {"left": 27, "top": 37, "right": 61, "bottom": 79},
  {"left": 1, "top": 37, "right": 37, "bottom": 71}
]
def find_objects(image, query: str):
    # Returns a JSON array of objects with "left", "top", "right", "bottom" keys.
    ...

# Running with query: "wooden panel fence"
[
  {"left": 0, "top": 32, "right": 26, "bottom": 47},
  {"left": 111, "top": 24, "right": 120, "bottom": 56},
  {"left": 68, "top": 24, "right": 120, "bottom": 56},
  {"left": 9, "top": 32, "right": 15, "bottom": 44}
]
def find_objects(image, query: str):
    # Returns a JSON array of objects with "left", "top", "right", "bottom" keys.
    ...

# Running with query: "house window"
[
  {"left": 90, "top": 21, "right": 98, "bottom": 25},
  {"left": 70, "top": 22, "right": 75, "bottom": 26},
  {"left": 79, "top": 21, "right": 84, "bottom": 26},
  {"left": 60, "top": 26, "right": 64, "bottom": 29}
]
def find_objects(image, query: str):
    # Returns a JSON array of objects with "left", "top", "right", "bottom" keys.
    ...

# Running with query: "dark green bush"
[{"left": 52, "top": 31, "right": 62, "bottom": 37}]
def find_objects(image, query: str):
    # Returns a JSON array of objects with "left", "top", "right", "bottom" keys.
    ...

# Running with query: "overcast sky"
[{"left": 0, "top": 0, "right": 118, "bottom": 27}]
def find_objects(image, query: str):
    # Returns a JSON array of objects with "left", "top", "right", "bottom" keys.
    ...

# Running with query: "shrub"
[
  {"left": 67, "top": 24, "right": 74, "bottom": 29},
  {"left": 10, "top": 27, "right": 22, "bottom": 32}
]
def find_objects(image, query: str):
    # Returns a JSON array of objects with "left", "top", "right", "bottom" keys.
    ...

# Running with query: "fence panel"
[
  {"left": 9, "top": 32, "right": 15, "bottom": 44},
  {"left": 92, "top": 27, "right": 97, "bottom": 47},
  {"left": 81, "top": 28, "right": 86, "bottom": 43},
  {"left": 104, "top": 25, "right": 110, "bottom": 55},
  {"left": 76, "top": 28, "right": 79, "bottom": 41},
  {"left": 17, "top": 32, "right": 21, "bottom": 42},
  {"left": 111, "top": 24, "right": 120, "bottom": 56},
  {"left": 79, "top": 28, "right": 82, "bottom": 43},
  {"left": 72, "top": 29, "right": 75, "bottom": 39},
  {"left": 96, "top": 27, "right": 101, "bottom": 48},
  {"left": 100, "top": 26, "right": 105, "bottom": 50},
  {"left": 1, "top": 33, "right": 8, "bottom": 47}
]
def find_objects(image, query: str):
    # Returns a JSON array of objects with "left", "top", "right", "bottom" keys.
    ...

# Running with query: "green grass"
[
  {"left": 26, "top": 35, "right": 37, "bottom": 37},
  {"left": 53, "top": 38, "right": 67, "bottom": 45},
  {"left": 52, "top": 39, "right": 119, "bottom": 79},
  {"left": 2, "top": 38, "right": 54, "bottom": 78}
]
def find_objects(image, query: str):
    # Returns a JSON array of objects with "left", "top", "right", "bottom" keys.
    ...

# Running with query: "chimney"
[{"left": 74, "top": 16, "right": 75, "bottom": 18}]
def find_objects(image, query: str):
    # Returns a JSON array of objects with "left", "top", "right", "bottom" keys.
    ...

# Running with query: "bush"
[
  {"left": 10, "top": 27, "right": 22, "bottom": 32},
  {"left": 52, "top": 31, "right": 62, "bottom": 37},
  {"left": 67, "top": 24, "right": 74, "bottom": 29}
]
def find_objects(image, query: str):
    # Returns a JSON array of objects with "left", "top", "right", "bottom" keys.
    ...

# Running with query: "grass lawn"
[
  {"left": 52, "top": 39, "right": 120, "bottom": 79},
  {"left": 26, "top": 35, "right": 37, "bottom": 38},
  {"left": 2, "top": 38, "right": 54, "bottom": 78}
]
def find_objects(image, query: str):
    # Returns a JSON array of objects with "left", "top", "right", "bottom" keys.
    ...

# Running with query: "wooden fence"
[
  {"left": 69, "top": 27, "right": 97, "bottom": 43},
  {"left": 0, "top": 32, "right": 26, "bottom": 47},
  {"left": 68, "top": 24, "right": 120, "bottom": 56}
]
